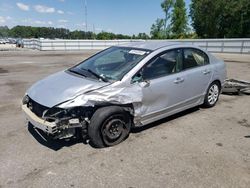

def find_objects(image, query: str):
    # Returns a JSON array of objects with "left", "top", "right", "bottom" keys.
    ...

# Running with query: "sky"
[{"left": 0, "top": 0, "right": 191, "bottom": 35}]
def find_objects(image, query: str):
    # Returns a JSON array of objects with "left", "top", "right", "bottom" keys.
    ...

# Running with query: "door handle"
[
  {"left": 203, "top": 69, "right": 211, "bottom": 75},
  {"left": 174, "top": 77, "right": 184, "bottom": 84}
]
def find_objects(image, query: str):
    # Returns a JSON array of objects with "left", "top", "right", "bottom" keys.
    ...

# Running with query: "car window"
[
  {"left": 141, "top": 49, "right": 183, "bottom": 80},
  {"left": 74, "top": 47, "right": 150, "bottom": 81},
  {"left": 183, "top": 48, "right": 209, "bottom": 69},
  {"left": 94, "top": 49, "right": 125, "bottom": 65}
]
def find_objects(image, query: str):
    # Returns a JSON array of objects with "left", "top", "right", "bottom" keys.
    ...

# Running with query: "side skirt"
[{"left": 138, "top": 95, "right": 205, "bottom": 126}]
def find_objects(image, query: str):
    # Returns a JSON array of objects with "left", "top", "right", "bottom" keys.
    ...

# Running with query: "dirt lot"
[{"left": 0, "top": 50, "right": 250, "bottom": 188}]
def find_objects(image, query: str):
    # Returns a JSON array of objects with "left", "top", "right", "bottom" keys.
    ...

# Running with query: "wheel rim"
[
  {"left": 101, "top": 114, "right": 130, "bottom": 146},
  {"left": 208, "top": 84, "right": 219, "bottom": 105}
]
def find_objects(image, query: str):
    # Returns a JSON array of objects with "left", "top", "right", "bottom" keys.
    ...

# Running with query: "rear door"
[{"left": 182, "top": 48, "right": 213, "bottom": 105}]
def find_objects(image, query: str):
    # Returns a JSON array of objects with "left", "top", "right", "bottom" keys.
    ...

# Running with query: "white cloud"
[
  {"left": 58, "top": 0, "right": 65, "bottom": 2},
  {"left": 16, "top": 2, "right": 29, "bottom": 11},
  {"left": 57, "top": 10, "right": 64, "bottom": 14},
  {"left": 0, "top": 16, "right": 6, "bottom": 24},
  {"left": 36, "top": 20, "right": 54, "bottom": 25},
  {"left": 21, "top": 18, "right": 53, "bottom": 26},
  {"left": 58, "top": 19, "right": 68, "bottom": 23},
  {"left": 0, "top": 16, "right": 12, "bottom": 24},
  {"left": 34, "top": 5, "right": 55, "bottom": 13},
  {"left": 6, "top": 16, "right": 12, "bottom": 20}
]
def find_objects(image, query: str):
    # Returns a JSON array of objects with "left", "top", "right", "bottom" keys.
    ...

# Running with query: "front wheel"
[
  {"left": 88, "top": 106, "right": 131, "bottom": 148},
  {"left": 203, "top": 82, "right": 220, "bottom": 107}
]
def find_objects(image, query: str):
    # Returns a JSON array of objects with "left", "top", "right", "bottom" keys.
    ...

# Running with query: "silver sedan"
[{"left": 22, "top": 41, "right": 226, "bottom": 147}]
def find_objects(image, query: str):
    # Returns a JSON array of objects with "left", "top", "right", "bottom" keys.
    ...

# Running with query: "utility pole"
[
  {"left": 84, "top": 0, "right": 88, "bottom": 32},
  {"left": 93, "top": 24, "right": 96, "bottom": 39}
]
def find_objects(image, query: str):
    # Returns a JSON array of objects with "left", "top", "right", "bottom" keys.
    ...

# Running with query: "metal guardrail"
[
  {"left": 169, "top": 39, "right": 250, "bottom": 54},
  {"left": 23, "top": 39, "right": 142, "bottom": 51},
  {"left": 23, "top": 39, "right": 250, "bottom": 54}
]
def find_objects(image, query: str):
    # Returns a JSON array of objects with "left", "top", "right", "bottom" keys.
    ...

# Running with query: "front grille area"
[{"left": 27, "top": 98, "right": 49, "bottom": 118}]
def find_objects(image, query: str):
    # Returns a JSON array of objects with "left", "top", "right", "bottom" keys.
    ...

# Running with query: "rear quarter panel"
[{"left": 209, "top": 53, "right": 227, "bottom": 87}]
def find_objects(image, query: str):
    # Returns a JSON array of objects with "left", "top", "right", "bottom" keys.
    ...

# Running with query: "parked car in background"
[
  {"left": 22, "top": 41, "right": 227, "bottom": 147},
  {"left": 0, "top": 39, "right": 6, "bottom": 44},
  {"left": 8, "top": 38, "right": 17, "bottom": 44},
  {"left": 4, "top": 38, "right": 9, "bottom": 44},
  {"left": 16, "top": 39, "right": 24, "bottom": 48}
]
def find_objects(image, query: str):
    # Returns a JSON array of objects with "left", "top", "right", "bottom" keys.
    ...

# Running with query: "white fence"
[
  {"left": 23, "top": 39, "right": 142, "bottom": 51},
  {"left": 23, "top": 39, "right": 250, "bottom": 54}
]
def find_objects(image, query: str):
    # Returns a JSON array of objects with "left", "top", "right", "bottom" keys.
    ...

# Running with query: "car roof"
[{"left": 117, "top": 41, "right": 183, "bottom": 51}]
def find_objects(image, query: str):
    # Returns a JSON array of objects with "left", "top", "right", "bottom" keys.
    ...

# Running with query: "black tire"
[
  {"left": 88, "top": 106, "right": 131, "bottom": 148},
  {"left": 203, "top": 81, "right": 221, "bottom": 107}
]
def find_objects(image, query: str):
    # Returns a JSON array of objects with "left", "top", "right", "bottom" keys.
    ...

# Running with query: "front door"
[{"left": 134, "top": 49, "right": 187, "bottom": 122}]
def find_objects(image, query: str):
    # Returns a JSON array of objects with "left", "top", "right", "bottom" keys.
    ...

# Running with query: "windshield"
[{"left": 69, "top": 47, "right": 151, "bottom": 82}]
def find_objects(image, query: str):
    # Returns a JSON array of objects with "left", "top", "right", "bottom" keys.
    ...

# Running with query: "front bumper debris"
[{"left": 22, "top": 104, "right": 58, "bottom": 134}]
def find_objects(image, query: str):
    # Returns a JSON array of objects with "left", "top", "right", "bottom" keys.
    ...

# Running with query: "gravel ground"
[{"left": 0, "top": 50, "right": 250, "bottom": 188}]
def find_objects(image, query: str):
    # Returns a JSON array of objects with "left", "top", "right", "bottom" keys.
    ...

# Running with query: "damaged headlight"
[
  {"left": 43, "top": 106, "right": 94, "bottom": 122},
  {"left": 43, "top": 107, "right": 67, "bottom": 120}
]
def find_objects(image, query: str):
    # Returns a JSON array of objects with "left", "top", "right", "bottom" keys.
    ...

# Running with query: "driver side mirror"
[
  {"left": 131, "top": 72, "right": 150, "bottom": 88},
  {"left": 131, "top": 72, "right": 143, "bottom": 83},
  {"left": 139, "top": 80, "right": 150, "bottom": 88}
]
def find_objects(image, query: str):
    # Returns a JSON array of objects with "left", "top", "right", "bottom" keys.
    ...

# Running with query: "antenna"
[{"left": 84, "top": 0, "right": 88, "bottom": 32}]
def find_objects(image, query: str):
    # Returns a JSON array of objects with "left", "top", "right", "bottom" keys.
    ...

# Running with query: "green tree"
[
  {"left": 0, "top": 26, "right": 9, "bottom": 37},
  {"left": 4, "top": 25, "right": 139, "bottom": 39},
  {"left": 150, "top": 18, "right": 165, "bottom": 39},
  {"left": 161, "top": 0, "right": 174, "bottom": 36},
  {"left": 136, "top": 33, "right": 150, "bottom": 39},
  {"left": 190, "top": 0, "right": 250, "bottom": 38},
  {"left": 190, "top": 0, "right": 223, "bottom": 38},
  {"left": 116, "top": 34, "right": 131, "bottom": 39},
  {"left": 171, "top": 0, "right": 188, "bottom": 36},
  {"left": 97, "top": 32, "right": 116, "bottom": 40}
]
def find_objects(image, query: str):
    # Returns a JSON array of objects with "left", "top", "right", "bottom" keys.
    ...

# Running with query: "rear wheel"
[
  {"left": 88, "top": 106, "right": 131, "bottom": 148},
  {"left": 203, "top": 82, "right": 220, "bottom": 107}
]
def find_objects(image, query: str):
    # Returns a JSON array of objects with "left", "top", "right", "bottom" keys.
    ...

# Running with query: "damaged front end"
[{"left": 22, "top": 95, "right": 96, "bottom": 140}]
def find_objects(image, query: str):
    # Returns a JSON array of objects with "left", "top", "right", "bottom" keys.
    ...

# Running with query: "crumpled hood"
[{"left": 27, "top": 71, "right": 109, "bottom": 107}]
